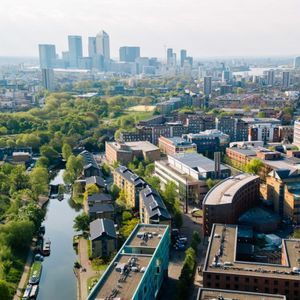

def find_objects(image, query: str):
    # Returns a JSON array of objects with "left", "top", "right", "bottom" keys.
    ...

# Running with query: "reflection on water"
[{"left": 37, "top": 170, "right": 80, "bottom": 300}]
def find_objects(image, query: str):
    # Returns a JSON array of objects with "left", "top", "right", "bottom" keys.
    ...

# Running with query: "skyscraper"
[
  {"left": 222, "top": 69, "right": 232, "bottom": 83},
  {"left": 88, "top": 37, "right": 97, "bottom": 58},
  {"left": 167, "top": 48, "right": 173, "bottom": 66},
  {"left": 96, "top": 30, "right": 110, "bottom": 67},
  {"left": 180, "top": 49, "right": 187, "bottom": 67},
  {"left": 119, "top": 46, "right": 140, "bottom": 62},
  {"left": 294, "top": 56, "right": 300, "bottom": 69},
  {"left": 38, "top": 44, "right": 56, "bottom": 68},
  {"left": 267, "top": 69, "right": 275, "bottom": 86},
  {"left": 68, "top": 35, "right": 83, "bottom": 68},
  {"left": 204, "top": 76, "right": 212, "bottom": 97},
  {"left": 41, "top": 69, "right": 55, "bottom": 91},
  {"left": 282, "top": 71, "right": 290, "bottom": 88}
]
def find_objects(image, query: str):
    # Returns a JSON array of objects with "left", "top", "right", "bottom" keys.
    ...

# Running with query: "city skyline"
[{"left": 1, "top": 0, "right": 300, "bottom": 58}]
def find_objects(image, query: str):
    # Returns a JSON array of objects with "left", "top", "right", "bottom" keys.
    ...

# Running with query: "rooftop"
[
  {"left": 88, "top": 203, "right": 114, "bottom": 214},
  {"left": 87, "top": 193, "right": 112, "bottom": 203},
  {"left": 197, "top": 288, "right": 286, "bottom": 300},
  {"left": 85, "top": 176, "right": 105, "bottom": 187},
  {"left": 203, "top": 174, "right": 259, "bottom": 206},
  {"left": 204, "top": 224, "right": 300, "bottom": 280},
  {"left": 115, "top": 166, "right": 146, "bottom": 187},
  {"left": 107, "top": 141, "right": 159, "bottom": 153},
  {"left": 87, "top": 224, "right": 169, "bottom": 300},
  {"left": 161, "top": 136, "right": 195, "bottom": 147},
  {"left": 79, "top": 150, "right": 100, "bottom": 170},
  {"left": 89, "top": 218, "right": 116, "bottom": 241},
  {"left": 169, "top": 153, "right": 229, "bottom": 173}
]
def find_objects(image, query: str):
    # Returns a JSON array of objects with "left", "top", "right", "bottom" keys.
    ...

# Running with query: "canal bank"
[{"left": 37, "top": 169, "right": 81, "bottom": 300}]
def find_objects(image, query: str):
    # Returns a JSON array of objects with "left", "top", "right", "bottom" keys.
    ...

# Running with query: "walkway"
[
  {"left": 13, "top": 249, "right": 33, "bottom": 300},
  {"left": 77, "top": 237, "right": 104, "bottom": 300}
]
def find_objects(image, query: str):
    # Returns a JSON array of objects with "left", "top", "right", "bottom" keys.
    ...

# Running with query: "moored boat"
[
  {"left": 29, "top": 284, "right": 39, "bottom": 299},
  {"left": 42, "top": 239, "right": 51, "bottom": 256},
  {"left": 29, "top": 261, "right": 42, "bottom": 285},
  {"left": 22, "top": 284, "right": 32, "bottom": 300}
]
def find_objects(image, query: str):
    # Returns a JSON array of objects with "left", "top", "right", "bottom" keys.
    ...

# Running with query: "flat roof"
[
  {"left": 197, "top": 288, "right": 286, "bottom": 300},
  {"left": 203, "top": 174, "right": 259, "bottom": 206},
  {"left": 161, "top": 136, "right": 195, "bottom": 147},
  {"left": 88, "top": 224, "right": 169, "bottom": 300},
  {"left": 204, "top": 224, "right": 300, "bottom": 280},
  {"left": 169, "top": 153, "right": 229, "bottom": 173},
  {"left": 125, "top": 141, "right": 159, "bottom": 152}
]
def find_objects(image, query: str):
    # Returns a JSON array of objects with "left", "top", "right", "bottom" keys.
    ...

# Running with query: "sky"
[{"left": 1, "top": 0, "right": 300, "bottom": 58}]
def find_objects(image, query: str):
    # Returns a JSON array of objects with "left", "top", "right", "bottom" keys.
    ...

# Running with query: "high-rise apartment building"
[
  {"left": 267, "top": 69, "right": 275, "bottom": 86},
  {"left": 294, "top": 56, "right": 300, "bottom": 69},
  {"left": 282, "top": 71, "right": 290, "bottom": 88},
  {"left": 119, "top": 46, "right": 140, "bottom": 62},
  {"left": 38, "top": 44, "right": 56, "bottom": 68},
  {"left": 68, "top": 35, "right": 83, "bottom": 68},
  {"left": 203, "top": 76, "right": 212, "bottom": 96},
  {"left": 180, "top": 49, "right": 187, "bottom": 67},
  {"left": 167, "top": 48, "right": 173, "bottom": 66},
  {"left": 88, "top": 37, "right": 97, "bottom": 58},
  {"left": 41, "top": 69, "right": 55, "bottom": 91},
  {"left": 96, "top": 30, "right": 110, "bottom": 69}
]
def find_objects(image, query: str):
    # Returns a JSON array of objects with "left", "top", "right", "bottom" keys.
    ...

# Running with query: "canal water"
[{"left": 37, "top": 169, "right": 81, "bottom": 300}]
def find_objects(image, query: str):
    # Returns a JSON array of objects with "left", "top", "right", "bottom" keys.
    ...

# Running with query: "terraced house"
[{"left": 114, "top": 166, "right": 147, "bottom": 208}]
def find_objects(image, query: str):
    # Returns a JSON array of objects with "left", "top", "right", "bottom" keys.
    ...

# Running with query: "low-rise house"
[
  {"left": 87, "top": 193, "right": 113, "bottom": 206},
  {"left": 90, "top": 218, "right": 117, "bottom": 258},
  {"left": 86, "top": 176, "right": 106, "bottom": 189},
  {"left": 139, "top": 186, "right": 171, "bottom": 225}
]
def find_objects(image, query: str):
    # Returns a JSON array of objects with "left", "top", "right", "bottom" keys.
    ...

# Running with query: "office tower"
[
  {"left": 119, "top": 46, "right": 140, "bottom": 62},
  {"left": 282, "top": 71, "right": 290, "bottom": 88},
  {"left": 68, "top": 35, "right": 83, "bottom": 68},
  {"left": 172, "top": 53, "right": 177, "bottom": 66},
  {"left": 267, "top": 69, "right": 275, "bottom": 86},
  {"left": 38, "top": 44, "right": 56, "bottom": 68},
  {"left": 167, "top": 48, "right": 173, "bottom": 66},
  {"left": 222, "top": 69, "right": 232, "bottom": 83},
  {"left": 204, "top": 76, "right": 212, "bottom": 96},
  {"left": 88, "top": 37, "right": 97, "bottom": 58},
  {"left": 41, "top": 69, "right": 55, "bottom": 91},
  {"left": 96, "top": 30, "right": 110, "bottom": 61},
  {"left": 180, "top": 49, "right": 187, "bottom": 67},
  {"left": 294, "top": 56, "right": 300, "bottom": 69}
]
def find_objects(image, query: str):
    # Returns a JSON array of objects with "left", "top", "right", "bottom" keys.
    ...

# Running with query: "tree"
[
  {"left": 173, "top": 210, "right": 183, "bottom": 228},
  {"left": 36, "top": 156, "right": 49, "bottom": 168},
  {"left": 245, "top": 158, "right": 264, "bottom": 175},
  {"left": 206, "top": 178, "right": 216, "bottom": 190},
  {"left": 122, "top": 211, "right": 132, "bottom": 222},
  {"left": 163, "top": 181, "right": 177, "bottom": 207},
  {"left": 145, "top": 163, "right": 155, "bottom": 177},
  {"left": 2, "top": 220, "right": 35, "bottom": 250},
  {"left": 110, "top": 184, "right": 120, "bottom": 200},
  {"left": 0, "top": 280, "right": 10, "bottom": 300},
  {"left": 9, "top": 165, "right": 30, "bottom": 193},
  {"left": 62, "top": 143, "right": 72, "bottom": 160},
  {"left": 73, "top": 213, "right": 90, "bottom": 232},
  {"left": 257, "top": 111, "right": 266, "bottom": 118},
  {"left": 40, "top": 145, "right": 60, "bottom": 162},
  {"left": 136, "top": 162, "right": 145, "bottom": 177},
  {"left": 146, "top": 176, "right": 161, "bottom": 191},
  {"left": 18, "top": 202, "right": 46, "bottom": 230},
  {"left": 30, "top": 167, "right": 49, "bottom": 197}
]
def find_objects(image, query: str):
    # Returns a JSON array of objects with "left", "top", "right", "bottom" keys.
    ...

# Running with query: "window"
[{"left": 234, "top": 276, "right": 239, "bottom": 282}]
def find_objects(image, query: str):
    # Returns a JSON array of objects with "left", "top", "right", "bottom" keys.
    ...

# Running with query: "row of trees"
[{"left": 0, "top": 163, "right": 48, "bottom": 298}]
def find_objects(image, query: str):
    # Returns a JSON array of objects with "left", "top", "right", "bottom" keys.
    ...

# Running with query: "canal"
[{"left": 37, "top": 169, "right": 81, "bottom": 300}]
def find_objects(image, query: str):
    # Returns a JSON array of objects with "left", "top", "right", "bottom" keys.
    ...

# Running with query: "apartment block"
[
  {"left": 106, "top": 141, "right": 160, "bottom": 165},
  {"left": 158, "top": 136, "right": 196, "bottom": 155},
  {"left": 87, "top": 224, "right": 170, "bottom": 300},
  {"left": 202, "top": 174, "right": 260, "bottom": 236},
  {"left": 203, "top": 224, "right": 300, "bottom": 300},
  {"left": 113, "top": 166, "right": 147, "bottom": 208}
]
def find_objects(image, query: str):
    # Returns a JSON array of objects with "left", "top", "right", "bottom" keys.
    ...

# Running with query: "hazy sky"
[{"left": 1, "top": 0, "right": 300, "bottom": 58}]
